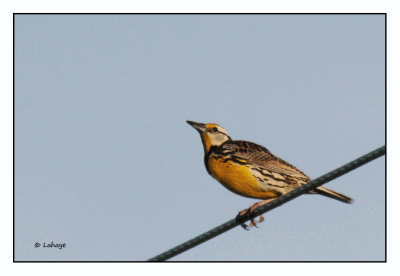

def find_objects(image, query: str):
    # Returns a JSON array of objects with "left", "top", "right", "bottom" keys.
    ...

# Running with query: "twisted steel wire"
[{"left": 148, "top": 145, "right": 385, "bottom": 261}]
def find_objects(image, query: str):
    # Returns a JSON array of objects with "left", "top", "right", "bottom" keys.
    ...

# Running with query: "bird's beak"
[{"left": 186, "top": 120, "right": 207, "bottom": 133}]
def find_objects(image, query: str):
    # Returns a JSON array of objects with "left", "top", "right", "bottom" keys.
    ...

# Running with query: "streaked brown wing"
[{"left": 218, "top": 141, "right": 310, "bottom": 179}]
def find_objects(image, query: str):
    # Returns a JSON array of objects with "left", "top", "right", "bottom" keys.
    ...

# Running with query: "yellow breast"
[{"left": 207, "top": 157, "right": 279, "bottom": 199}]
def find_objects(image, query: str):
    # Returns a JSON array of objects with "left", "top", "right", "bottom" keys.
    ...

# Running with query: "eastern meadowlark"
[{"left": 187, "top": 120, "right": 353, "bottom": 229}]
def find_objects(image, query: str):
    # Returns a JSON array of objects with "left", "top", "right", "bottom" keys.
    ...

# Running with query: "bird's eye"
[{"left": 213, "top": 127, "right": 218, "bottom": 132}]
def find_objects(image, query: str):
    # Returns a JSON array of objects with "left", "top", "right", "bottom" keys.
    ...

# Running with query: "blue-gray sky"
[{"left": 15, "top": 14, "right": 385, "bottom": 261}]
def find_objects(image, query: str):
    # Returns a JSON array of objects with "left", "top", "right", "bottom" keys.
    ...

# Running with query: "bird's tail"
[{"left": 313, "top": 186, "right": 353, "bottom": 204}]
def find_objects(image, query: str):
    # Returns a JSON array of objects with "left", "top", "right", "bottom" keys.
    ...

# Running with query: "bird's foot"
[
  {"left": 235, "top": 199, "right": 274, "bottom": 230},
  {"left": 235, "top": 209, "right": 264, "bottom": 230}
]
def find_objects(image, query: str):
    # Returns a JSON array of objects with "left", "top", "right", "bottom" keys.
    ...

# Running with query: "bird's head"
[{"left": 187, "top": 120, "right": 231, "bottom": 154}]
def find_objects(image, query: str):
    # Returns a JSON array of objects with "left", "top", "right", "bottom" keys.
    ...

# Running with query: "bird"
[{"left": 186, "top": 120, "right": 353, "bottom": 230}]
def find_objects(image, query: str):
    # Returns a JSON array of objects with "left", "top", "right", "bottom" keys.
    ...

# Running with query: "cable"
[{"left": 148, "top": 145, "right": 385, "bottom": 261}]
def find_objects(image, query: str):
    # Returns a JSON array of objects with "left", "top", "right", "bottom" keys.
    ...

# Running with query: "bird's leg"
[{"left": 235, "top": 198, "right": 276, "bottom": 230}]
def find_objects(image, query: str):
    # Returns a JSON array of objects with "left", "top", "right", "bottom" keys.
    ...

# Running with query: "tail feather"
[{"left": 314, "top": 186, "right": 353, "bottom": 204}]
